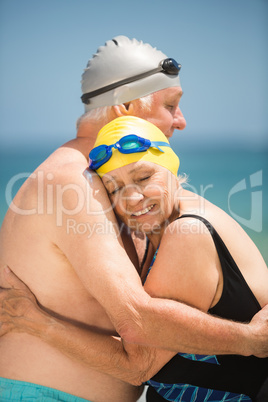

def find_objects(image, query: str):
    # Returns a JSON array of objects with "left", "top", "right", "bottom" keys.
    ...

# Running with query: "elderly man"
[{"left": 0, "top": 36, "right": 267, "bottom": 402}]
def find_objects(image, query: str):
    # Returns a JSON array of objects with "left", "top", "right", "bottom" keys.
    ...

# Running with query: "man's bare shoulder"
[
  {"left": 39, "top": 139, "right": 90, "bottom": 175},
  {"left": 3, "top": 138, "right": 109, "bottom": 229},
  {"left": 30, "top": 138, "right": 103, "bottom": 191}
]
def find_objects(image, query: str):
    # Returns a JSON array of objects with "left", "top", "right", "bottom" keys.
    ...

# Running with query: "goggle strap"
[
  {"left": 81, "top": 58, "right": 181, "bottom": 105},
  {"left": 81, "top": 66, "right": 162, "bottom": 104},
  {"left": 150, "top": 141, "right": 170, "bottom": 153}
]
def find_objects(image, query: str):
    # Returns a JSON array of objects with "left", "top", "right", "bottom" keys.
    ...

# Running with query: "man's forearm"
[
  {"left": 40, "top": 293, "right": 266, "bottom": 360},
  {"left": 12, "top": 295, "right": 266, "bottom": 380},
  {"left": 120, "top": 296, "right": 268, "bottom": 358},
  {"left": 13, "top": 309, "right": 152, "bottom": 385},
  {"left": 1, "top": 269, "right": 268, "bottom": 360}
]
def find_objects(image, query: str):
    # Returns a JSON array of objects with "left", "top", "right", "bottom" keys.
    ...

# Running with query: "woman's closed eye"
[
  {"left": 109, "top": 187, "right": 122, "bottom": 196},
  {"left": 138, "top": 175, "right": 151, "bottom": 182}
]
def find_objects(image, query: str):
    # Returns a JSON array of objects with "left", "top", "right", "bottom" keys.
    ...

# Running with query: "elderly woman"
[
  {"left": 87, "top": 116, "right": 268, "bottom": 401},
  {"left": 1, "top": 116, "right": 268, "bottom": 401}
]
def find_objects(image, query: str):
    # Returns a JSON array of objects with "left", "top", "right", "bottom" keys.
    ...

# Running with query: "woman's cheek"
[{"left": 143, "top": 181, "right": 169, "bottom": 200}]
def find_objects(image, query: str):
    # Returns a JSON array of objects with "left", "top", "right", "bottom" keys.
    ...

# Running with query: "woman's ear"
[{"left": 113, "top": 102, "right": 135, "bottom": 117}]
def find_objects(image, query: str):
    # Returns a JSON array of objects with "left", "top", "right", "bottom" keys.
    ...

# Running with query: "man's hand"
[
  {"left": 0, "top": 267, "right": 43, "bottom": 337},
  {"left": 248, "top": 304, "right": 268, "bottom": 358}
]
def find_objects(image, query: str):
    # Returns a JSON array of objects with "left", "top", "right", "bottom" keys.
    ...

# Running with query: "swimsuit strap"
[
  {"left": 140, "top": 236, "right": 150, "bottom": 271},
  {"left": 176, "top": 214, "right": 242, "bottom": 274}
]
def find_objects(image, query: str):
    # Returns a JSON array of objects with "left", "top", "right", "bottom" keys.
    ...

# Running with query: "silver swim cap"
[{"left": 81, "top": 36, "right": 181, "bottom": 111}]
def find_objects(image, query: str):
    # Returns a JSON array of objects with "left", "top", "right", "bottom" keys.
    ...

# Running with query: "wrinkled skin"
[{"left": 1, "top": 267, "right": 268, "bottom": 359}]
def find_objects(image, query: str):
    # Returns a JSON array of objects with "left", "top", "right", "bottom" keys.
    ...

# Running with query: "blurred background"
[
  {"left": 0, "top": 0, "right": 267, "bottom": 261},
  {"left": 0, "top": 1, "right": 267, "bottom": 400}
]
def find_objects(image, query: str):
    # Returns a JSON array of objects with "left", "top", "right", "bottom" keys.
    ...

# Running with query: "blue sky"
[{"left": 0, "top": 0, "right": 267, "bottom": 151}]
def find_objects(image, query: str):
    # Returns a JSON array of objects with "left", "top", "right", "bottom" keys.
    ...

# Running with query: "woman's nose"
[
  {"left": 125, "top": 186, "right": 144, "bottom": 206},
  {"left": 173, "top": 107, "right": 187, "bottom": 130}
]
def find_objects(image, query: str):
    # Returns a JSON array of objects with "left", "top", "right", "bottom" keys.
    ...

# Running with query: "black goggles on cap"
[{"left": 81, "top": 58, "right": 181, "bottom": 105}]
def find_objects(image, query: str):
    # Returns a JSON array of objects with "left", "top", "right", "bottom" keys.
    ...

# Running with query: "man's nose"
[{"left": 173, "top": 107, "right": 187, "bottom": 130}]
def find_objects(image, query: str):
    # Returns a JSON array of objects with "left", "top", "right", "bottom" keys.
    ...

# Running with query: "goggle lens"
[
  {"left": 162, "top": 58, "right": 181, "bottom": 75},
  {"left": 119, "top": 135, "right": 147, "bottom": 152},
  {"left": 89, "top": 145, "right": 110, "bottom": 167},
  {"left": 96, "top": 147, "right": 107, "bottom": 160}
]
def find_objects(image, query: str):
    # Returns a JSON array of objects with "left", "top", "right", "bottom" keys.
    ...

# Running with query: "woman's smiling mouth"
[{"left": 131, "top": 204, "right": 155, "bottom": 217}]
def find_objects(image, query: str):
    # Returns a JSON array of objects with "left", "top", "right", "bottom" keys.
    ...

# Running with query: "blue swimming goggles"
[{"left": 89, "top": 134, "right": 170, "bottom": 170}]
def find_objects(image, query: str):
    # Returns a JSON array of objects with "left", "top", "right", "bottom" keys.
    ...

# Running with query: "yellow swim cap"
[{"left": 92, "top": 116, "right": 180, "bottom": 177}]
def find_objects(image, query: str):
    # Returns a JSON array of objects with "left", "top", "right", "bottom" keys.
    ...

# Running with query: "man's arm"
[
  {"left": 1, "top": 267, "right": 268, "bottom": 387},
  {"left": 1, "top": 262, "right": 268, "bottom": 361}
]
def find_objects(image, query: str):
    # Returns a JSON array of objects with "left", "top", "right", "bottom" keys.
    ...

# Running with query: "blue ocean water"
[{"left": 0, "top": 146, "right": 267, "bottom": 262}]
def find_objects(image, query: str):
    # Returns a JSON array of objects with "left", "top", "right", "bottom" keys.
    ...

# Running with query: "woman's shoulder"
[{"left": 146, "top": 215, "right": 221, "bottom": 311}]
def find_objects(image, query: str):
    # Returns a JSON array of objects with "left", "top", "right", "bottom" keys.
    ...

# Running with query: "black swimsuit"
[{"left": 144, "top": 215, "right": 268, "bottom": 402}]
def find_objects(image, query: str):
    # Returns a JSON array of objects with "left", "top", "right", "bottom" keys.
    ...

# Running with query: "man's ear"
[{"left": 113, "top": 102, "right": 135, "bottom": 117}]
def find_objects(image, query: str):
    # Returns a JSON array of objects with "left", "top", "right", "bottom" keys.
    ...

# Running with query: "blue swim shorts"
[{"left": 0, "top": 377, "right": 92, "bottom": 401}]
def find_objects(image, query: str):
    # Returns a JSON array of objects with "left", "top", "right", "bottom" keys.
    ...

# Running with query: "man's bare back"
[{"left": 0, "top": 138, "right": 143, "bottom": 402}]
